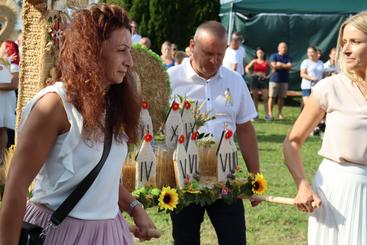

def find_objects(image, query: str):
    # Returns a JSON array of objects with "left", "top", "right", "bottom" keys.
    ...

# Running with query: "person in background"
[
  {"left": 0, "top": 40, "right": 19, "bottom": 164},
  {"left": 160, "top": 41, "right": 175, "bottom": 69},
  {"left": 174, "top": 51, "right": 188, "bottom": 65},
  {"left": 284, "top": 12, "right": 367, "bottom": 245},
  {"left": 222, "top": 32, "right": 245, "bottom": 76},
  {"left": 181, "top": 46, "right": 192, "bottom": 64},
  {"left": 171, "top": 43, "right": 178, "bottom": 60},
  {"left": 300, "top": 46, "right": 324, "bottom": 105},
  {"left": 130, "top": 20, "right": 141, "bottom": 44},
  {"left": 0, "top": 4, "right": 156, "bottom": 244},
  {"left": 323, "top": 48, "right": 338, "bottom": 77},
  {"left": 316, "top": 48, "right": 322, "bottom": 60},
  {"left": 168, "top": 20, "right": 260, "bottom": 245},
  {"left": 139, "top": 37, "right": 151, "bottom": 49},
  {"left": 245, "top": 47, "right": 270, "bottom": 119},
  {"left": 185, "top": 46, "right": 192, "bottom": 57},
  {"left": 267, "top": 42, "right": 292, "bottom": 121}
]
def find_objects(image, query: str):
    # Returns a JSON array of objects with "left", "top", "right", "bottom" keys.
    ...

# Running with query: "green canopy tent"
[{"left": 220, "top": 0, "right": 367, "bottom": 90}]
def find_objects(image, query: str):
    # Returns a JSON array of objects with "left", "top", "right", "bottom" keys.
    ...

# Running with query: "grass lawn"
[
  {"left": 0, "top": 101, "right": 321, "bottom": 245},
  {"left": 126, "top": 102, "right": 324, "bottom": 245}
]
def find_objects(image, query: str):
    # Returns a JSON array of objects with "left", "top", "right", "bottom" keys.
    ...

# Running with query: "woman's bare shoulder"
[{"left": 29, "top": 92, "right": 70, "bottom": 134}]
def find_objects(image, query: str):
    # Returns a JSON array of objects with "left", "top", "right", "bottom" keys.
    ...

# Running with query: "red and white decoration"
[
  {"left": 216, "top": 129, "right": 238, "bottom": 182},
  {"left": 181, "top": 100, "right": 195, "bottom": 140},
  {"left": 135, "top": 133, "right": 156, "bottom": 188},
  {"left": 139, "top": 100, "right": 153, "bottom": 139},
  {"left": 165, "top": 101, "right": 183, "bottom": 149},
  {"left": 173, "top": 134, "right": 189, "bottom": 187}
]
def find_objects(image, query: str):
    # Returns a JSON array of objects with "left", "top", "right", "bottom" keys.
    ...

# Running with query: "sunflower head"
[
  {"left": 251, "top": 173, "right": 267, "bottom": 195},
  {"left": 158, "top": 187, "right": 179, "bottom": 211}
]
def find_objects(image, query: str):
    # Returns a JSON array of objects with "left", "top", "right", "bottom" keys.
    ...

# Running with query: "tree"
[
  {"left": 146, "top": 0, "right": 220, "bottom": 52},
  {"left": 101, "top": 0, "right": 124, "bottom": 7},
  {"left": 128, "top": 0, "right": 150, "bottom": 36},
  {"left": 102, "top": 0, "right": 220, "bottom": 53}
]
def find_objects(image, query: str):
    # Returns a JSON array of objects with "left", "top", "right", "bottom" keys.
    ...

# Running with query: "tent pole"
[{"left": 227, "top": 2, "right": 234, "bottom": 44}]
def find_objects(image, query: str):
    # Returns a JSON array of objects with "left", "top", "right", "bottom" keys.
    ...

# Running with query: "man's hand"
[{"left": 249, "top": 198, "right": 262, "bottom": 207}]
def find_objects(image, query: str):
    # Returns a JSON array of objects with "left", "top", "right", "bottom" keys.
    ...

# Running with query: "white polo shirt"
[
  {"left": 222, "top": 46, "right": 245, "bottom": 75},
  {"left": 168, "top": 60, "right": 257, "bottom": 140}
]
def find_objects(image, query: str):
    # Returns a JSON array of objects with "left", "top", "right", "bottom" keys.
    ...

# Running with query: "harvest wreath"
[
  {"left": 132, "top": 172, "right": 267, "bottom": 213},
  {"left": 122, "top": 97, "right": 268, "bottom": 213}
]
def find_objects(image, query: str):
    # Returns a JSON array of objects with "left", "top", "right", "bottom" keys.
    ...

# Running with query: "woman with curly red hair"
[
  {"left": 0, "top": 40, "right": 19, "bottom": 164},
  {"left": 0, "top": 4, "right": 156, "bottom": 244}
]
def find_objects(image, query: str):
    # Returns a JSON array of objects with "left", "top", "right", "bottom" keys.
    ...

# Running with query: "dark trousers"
[{"left": 171, "top": 199, "right": 246, "bottom": 245}]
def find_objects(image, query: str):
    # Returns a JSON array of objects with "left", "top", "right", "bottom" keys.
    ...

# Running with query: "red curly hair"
[
  {"left": 57, "top": 4, "right": 141, "bottom": 143},
  {"left": 5, "top": 40, "right": 20, "bottom": 65}
]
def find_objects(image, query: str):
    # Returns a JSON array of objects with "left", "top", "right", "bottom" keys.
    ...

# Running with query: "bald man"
[
  {"left": 267, "top": 42, "right": 292, "bottom": 121},
  {"left": 168, "top": 21, "right": 260, "bottom": 245}
]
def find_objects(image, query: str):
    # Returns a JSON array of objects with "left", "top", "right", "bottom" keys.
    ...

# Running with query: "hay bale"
[
  {"left": 131, "top": 45, "right": 170, "bottom": 134},
  {"left": 0, "top": 145, "right": 15, "bottom": 198},
  {"left": 198, "top": 143, "right": 218, "bottom": 178},
  {"left": 16, "top": 0, "right": 49, "bottom": 127},
  {"left": 122, "top": 156, "right": 136, "bottom": 192},
  {"left": 156, "top": 145, "right": 176, "bottom": 188}
]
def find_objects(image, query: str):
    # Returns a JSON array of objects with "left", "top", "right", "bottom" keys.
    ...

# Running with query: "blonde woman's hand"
[{"left": 294, "top": 180, "right": 321, "bottom": 213}]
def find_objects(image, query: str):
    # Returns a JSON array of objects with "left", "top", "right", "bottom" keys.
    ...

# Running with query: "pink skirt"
[{"left": 24, "top": 202, "right": 134, "bottom": 245}]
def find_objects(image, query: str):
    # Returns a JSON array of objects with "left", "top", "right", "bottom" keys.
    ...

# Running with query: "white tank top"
[{"left": 18, "top": 82, "right": 128, "bottom": 219}]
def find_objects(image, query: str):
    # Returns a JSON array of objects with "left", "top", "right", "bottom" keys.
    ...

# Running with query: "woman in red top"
[{"left": 245, "top": 47, "right": 270, "bottom": 119}]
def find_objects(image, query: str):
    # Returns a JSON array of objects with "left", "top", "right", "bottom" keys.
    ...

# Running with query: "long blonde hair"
[{"left": 336, "top": 11, "right": 367, "bottom": 85}]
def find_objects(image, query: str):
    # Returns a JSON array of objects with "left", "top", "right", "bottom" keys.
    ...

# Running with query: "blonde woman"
[
  {"left": 300, "top": 46, "right": 324, "bottom": 105},
  {"left": 284, "top": 12, "right": 367, "bottom": 245},
  {"left": 160, "top": 41, "right": 175, "bottom": 69}
]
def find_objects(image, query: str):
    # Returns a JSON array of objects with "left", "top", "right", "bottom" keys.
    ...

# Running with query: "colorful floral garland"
[{"left": 132, "top": 172, "right": 267, "bottom": 213}]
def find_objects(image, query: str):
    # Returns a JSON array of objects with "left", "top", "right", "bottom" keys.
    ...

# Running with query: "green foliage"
[
  {"left": 120, "top": 0, "right": 220, "bottom": 52},
  {"left": 129, "top": 0, "right": 150, "bottom": 34},
  {"left": 101, "top": 0, "right": 125, "bottom": 7},
  {"left": 132, "top": 172, "right": 266, "bottom": 214},
  {"left": 121, "top": 0, "right": 133, "bottom": 10}
]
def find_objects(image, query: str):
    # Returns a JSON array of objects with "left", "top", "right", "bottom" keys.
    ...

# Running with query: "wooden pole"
[{"left": 240, "top": 194, "right": 319, "bottom": 208}]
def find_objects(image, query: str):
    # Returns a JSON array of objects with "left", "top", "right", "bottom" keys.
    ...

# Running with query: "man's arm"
[
  {"left": 270, "top": 61, "right": 279, "bottom": 71},
  {"left": 271, "top": 61, "right": 292, "bottom": 70},
  {"left": 281, "top": 62, "right": 292, "bottom": 70},
  {"left": 236, "top": 121, "right": 260, "bottom": 173},
  {"left": 231, "top": 63, "right": 238, "bottom": 72}
]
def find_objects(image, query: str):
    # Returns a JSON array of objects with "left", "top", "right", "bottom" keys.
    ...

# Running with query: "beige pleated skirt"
[{"left": 308, "top": 159, "right": 367, "bottom": 245}]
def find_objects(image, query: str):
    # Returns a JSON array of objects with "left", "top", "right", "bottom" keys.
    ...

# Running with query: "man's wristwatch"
[{"left": 128, "top": 199, "right": 144, "bottom": 216}]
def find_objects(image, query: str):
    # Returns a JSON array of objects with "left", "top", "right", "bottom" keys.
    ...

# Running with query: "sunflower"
[
  {"left": 158, "top": 187, "right": 179, "bottom": 211},
  {"left": 251, "top": 173, "right": 267, "bottom": 195}
]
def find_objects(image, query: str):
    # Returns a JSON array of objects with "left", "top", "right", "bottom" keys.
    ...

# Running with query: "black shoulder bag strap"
[{"left": 45, "top": 128, "right": 113, "bottom": 232}]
